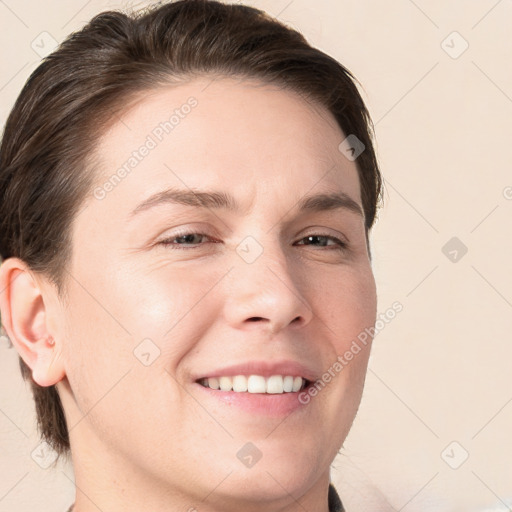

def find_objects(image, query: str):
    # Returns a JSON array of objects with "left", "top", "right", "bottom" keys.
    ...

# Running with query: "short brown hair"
[{"left": 0, "top": 0, "right": 383, "bottom": 461}]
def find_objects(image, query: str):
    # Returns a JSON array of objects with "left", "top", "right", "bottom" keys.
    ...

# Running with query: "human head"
[{"left": 0, "top": 0, "right": 382, "bottom": 509}]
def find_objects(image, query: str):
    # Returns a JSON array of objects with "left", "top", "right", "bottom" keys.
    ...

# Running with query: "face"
[{"left": 55, "top": 76, "right": 377, "bottom": 510}]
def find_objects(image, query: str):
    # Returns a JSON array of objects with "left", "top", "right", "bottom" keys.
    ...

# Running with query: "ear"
[{"left": 0, "top": 257, "right": 66, "bottom": 387}]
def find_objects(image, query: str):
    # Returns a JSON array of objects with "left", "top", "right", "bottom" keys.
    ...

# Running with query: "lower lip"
[{"left": 194, "top": 382, "right": 311, "bottom": 416}]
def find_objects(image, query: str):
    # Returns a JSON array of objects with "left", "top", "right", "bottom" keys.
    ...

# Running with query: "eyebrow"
[{"left": 128, "top": 187, "right": 364, "bottom": 219}]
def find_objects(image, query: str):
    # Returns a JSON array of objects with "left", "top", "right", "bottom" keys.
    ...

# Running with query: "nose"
[{"left": 222, "top": 239, "right": 313, "bottom": 335}]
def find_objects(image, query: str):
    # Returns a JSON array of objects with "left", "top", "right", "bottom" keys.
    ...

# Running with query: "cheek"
[
  {"left": 318, "top": 264, "right": 377, "bottom": 350},
  {"left": 314, "top": 264, "right": 377, "bottom": 414},
  {"left": 59, "top": 261, "right": 176, "bottom": 416},
  {"left": 106, "top": 261, "right": 191, "bottom": 330},
  {"left": 307, "top": 267, "right": 376, "bottom": 463},
  {"left": 105, "top": 262, "right": 227, "bottom": 360}
]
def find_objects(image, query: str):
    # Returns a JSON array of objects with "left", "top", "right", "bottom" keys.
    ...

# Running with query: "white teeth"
[
  {"left": 208, "top": 377, "right": 219, "bottom": 390},
  {"left": 292, "top": 376, "right": 303, "bottom": 392},
  {"left": 283, "top": 375, "right": 294, "bottom": 392},
  {"left": 232, "top": 375, "right": 248, "bottom": 392},
  {"left": 219, "top": 376, "right": 232, "bottom": 391},
  {"left": 266, "top": 375, "right": 283, "bottom": 394},
  {"left": 201, "top": 374, "right": 308, "bottom": 394},
  {"left": 247, "top": 375, "right": 267, "bottom": 393}
]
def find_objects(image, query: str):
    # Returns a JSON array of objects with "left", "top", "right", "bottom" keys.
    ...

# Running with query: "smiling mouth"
[{"left": 196, "top": 375, "right": 311, "bottom": 394}]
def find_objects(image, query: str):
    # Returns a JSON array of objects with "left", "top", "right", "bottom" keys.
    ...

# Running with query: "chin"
[
  {"left": 215, "top": 464, "right": 320, "bottom": 506},
  {"left": 220, "top": 438, "right": 325, "bottom": 501}
]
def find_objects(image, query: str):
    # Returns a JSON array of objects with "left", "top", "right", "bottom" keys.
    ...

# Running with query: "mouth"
[
  {"left": 194, "top": 374, "right": 314, "bottom": 416},
  {"left": 196, "top": 375, "right": 312, "bottom": 394},
  {"left": 191, "top": 360, "right": 318, "bottom": 416}
]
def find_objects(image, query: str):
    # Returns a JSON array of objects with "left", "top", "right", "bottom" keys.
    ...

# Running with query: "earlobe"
[
  {"left": 31, "top": 336, "right": 66, "bottom": 387},
  {"left": 0, "top": 257, "right": 66, "bottom": 387}
]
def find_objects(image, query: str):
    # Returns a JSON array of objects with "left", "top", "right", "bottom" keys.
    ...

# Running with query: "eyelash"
[{"left": 157, "top": 231, "right": 348, "bottom": 251}]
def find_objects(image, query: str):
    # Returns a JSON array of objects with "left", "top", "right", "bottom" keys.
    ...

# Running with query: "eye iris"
[
  {"left": 176, "top": 234, "right": 201, "bottom": 244},
  {"left": 307, "top": 235, "right": 328, "bottom": 246}
]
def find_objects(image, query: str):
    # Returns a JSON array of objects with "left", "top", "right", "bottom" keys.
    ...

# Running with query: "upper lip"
[{"left": 193, "top": 360, "right": 318, "bottom": 383}]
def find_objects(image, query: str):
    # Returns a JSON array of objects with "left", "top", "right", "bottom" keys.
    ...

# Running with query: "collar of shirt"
[{"left": 329, "top": 482, "right": 345, "bottom": 512}]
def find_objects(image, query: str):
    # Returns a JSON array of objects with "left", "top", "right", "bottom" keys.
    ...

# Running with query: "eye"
[
  {"left": 295, "top": 233, "right": 347, "bottom": 250},
  {"left": 157, "top": 231, "right": 347, "bottom": 251},
  {"left": 158, "top": 231, "right": 216, "bottom": 249}
]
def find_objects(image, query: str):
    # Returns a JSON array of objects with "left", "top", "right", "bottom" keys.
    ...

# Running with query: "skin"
[{"left": 0, "top": 76, "right": 377, "bottom": 512}]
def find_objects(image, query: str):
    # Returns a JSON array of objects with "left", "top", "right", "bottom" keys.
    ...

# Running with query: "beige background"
[{"left": 1, "top": 1, "right": 511, "bottom": 511}]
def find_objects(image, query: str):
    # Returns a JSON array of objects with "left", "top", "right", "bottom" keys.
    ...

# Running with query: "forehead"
[{"left": 89, "top": 76, "right": 362, "bottom": 220}]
